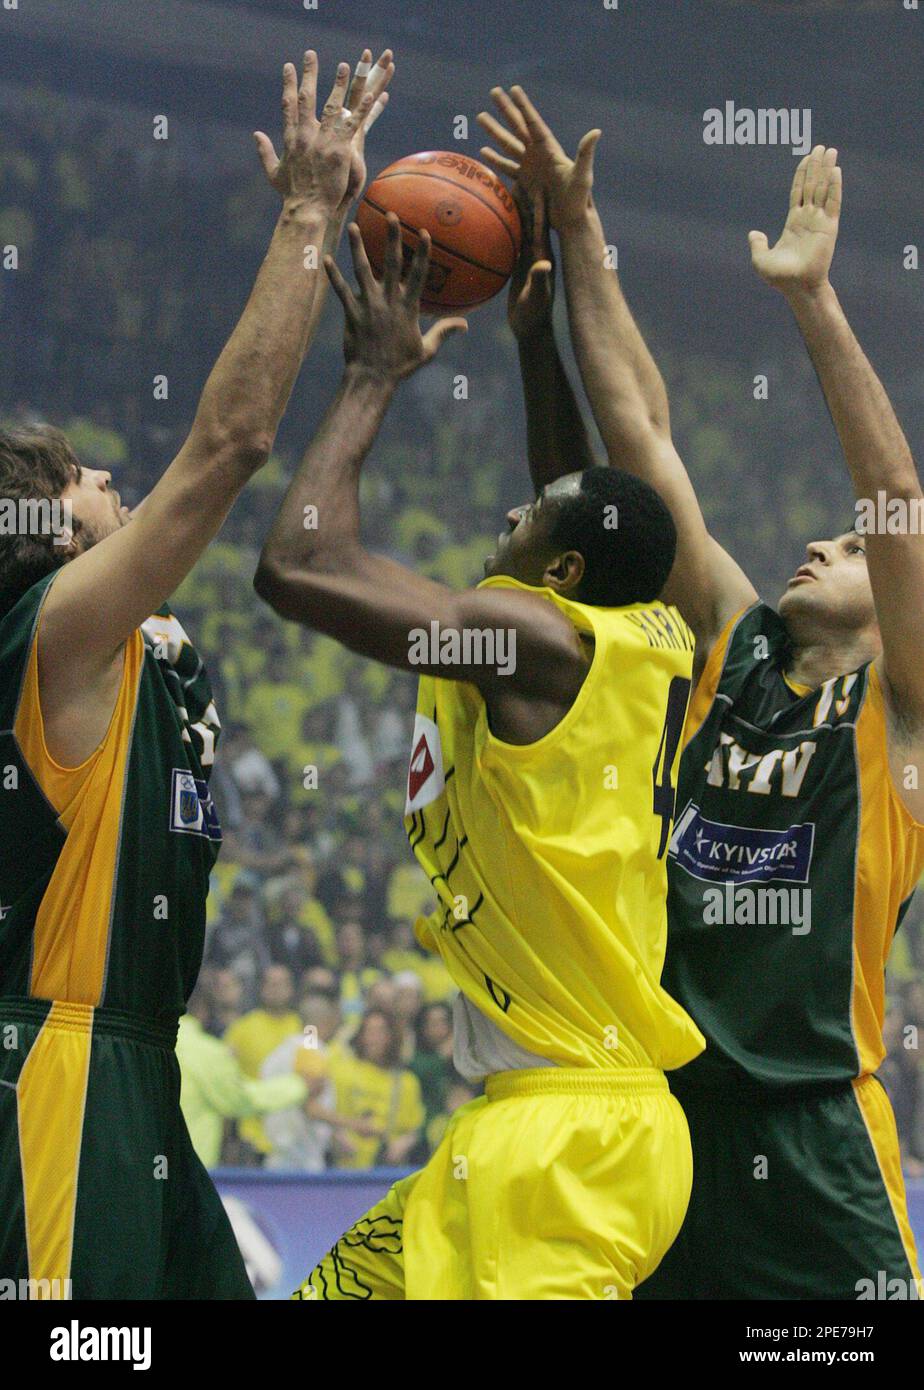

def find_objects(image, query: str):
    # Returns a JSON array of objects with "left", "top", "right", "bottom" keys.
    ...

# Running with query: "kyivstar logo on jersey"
[{"left": 668, "top": 801, "right": 815, "bottom": 886}]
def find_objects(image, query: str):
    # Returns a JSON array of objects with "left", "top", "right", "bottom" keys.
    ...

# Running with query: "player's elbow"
[
  {"left": 193, "top": 416, "right": 274, "bottom": 477},
  {"left": 253, "top": 553, "right": 298, "bottom": 618}
]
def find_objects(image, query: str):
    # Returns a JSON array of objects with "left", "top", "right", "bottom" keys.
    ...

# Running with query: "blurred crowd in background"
[{"left": 2, "top": 83, "right": 923, "bottom": 1177}]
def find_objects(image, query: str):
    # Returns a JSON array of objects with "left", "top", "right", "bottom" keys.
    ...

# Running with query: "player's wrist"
[
  {"left": 550, "top": 195, "right": 596, "bottom": 235},
  {"left": 779, "top": 276, "right": 837, "bottom": 312},
  {"left": 278, "top": 196, "right": 332, "bottom": 231},
  {"left": 343, "top": 360, "right": 402, "bottom": 394},
  {"left": 514, "top": 316, "right": 554, "bottom": 347}
]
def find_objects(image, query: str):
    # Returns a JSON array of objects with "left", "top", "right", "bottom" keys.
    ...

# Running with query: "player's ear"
[{"left": 545, "top": 550, "right": 584, "bottom": 591}]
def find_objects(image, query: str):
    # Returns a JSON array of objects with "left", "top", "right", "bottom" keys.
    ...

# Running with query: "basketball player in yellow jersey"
[{"left": 255, "top": 214, "right": 704, "bottom": 1300}]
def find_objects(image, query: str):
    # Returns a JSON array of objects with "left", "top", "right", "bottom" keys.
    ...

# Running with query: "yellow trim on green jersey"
[
  {"left": 14, "top": 613, "right": 144, "bottom": 1004},
  {"left": 851, "top": 665, "right": 924, "bottom": 1075}
]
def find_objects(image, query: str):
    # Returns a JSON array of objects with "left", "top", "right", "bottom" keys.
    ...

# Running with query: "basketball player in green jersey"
[
  {"left": 481, "top": 87, "right": 923, "bottom": 1298},
  {"left": 0, "top": 48, "right": 393, "bottom": 1299}
]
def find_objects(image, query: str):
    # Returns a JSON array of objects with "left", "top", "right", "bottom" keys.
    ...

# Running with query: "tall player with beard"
[
  {"left": 0, "top": 47, "right": 393, "bottom": 1299},
  {"left": 481, "top": 87, "right": 923, "bottom": 1299}
]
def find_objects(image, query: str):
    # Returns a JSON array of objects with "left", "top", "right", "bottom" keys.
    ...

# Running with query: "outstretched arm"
[
  {"left": 478, "top": 95, "right": 597, "bottom": 492},
  {"left": 42, "top": 49, "right": 394, "bottom": 678},
  {"left": 751, "top": 146, "right": 924, "bottom": 732},
  {"left": 254, "top": 217, "right": 590, "bottom": 721},
  {"left": 481, "top": 86, "right": 757, "bottom": 658}
]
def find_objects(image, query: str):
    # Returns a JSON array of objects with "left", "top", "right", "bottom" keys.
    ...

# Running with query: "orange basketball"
[{"left": 356, "top": 152, "right": 522, "bottom": 313}]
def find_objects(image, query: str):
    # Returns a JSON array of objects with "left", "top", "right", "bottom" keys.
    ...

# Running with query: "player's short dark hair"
[
  {"left": 0, "top": 425, "right": 83, "bottom": 616},
  {"left": 546, "top": 466, "right": 677, "bottom": 606}
]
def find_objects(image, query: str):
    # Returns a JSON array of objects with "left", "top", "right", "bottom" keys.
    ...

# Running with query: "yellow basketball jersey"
[{"left": 404, "top": 576, "right": 706, "bottom": 1071}]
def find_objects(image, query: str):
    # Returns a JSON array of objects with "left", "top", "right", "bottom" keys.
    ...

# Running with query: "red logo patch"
[{"left": 408, "top": 732, "right": 435, "bottom": 802}]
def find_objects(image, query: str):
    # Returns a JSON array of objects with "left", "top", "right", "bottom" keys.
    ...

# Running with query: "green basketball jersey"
[
  {"left": 665, "top": 602, "right": 924, "bottom": 1088},
  {"left": 0, "top": 571, "right": 221, "bottom": 1022}
]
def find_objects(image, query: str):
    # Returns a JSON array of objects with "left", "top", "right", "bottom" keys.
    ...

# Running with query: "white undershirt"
[{"left": 452, "top": 992, "right": 556, "bottom": 1083}]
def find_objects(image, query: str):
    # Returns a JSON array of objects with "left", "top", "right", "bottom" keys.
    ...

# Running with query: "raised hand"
[
  {"left": 507, "top": 186, "right": 554, "bottom": 340},
  {"left": 478, "top": 84, "right": 600, "bottom": 231},
  {"left": 253, "top": 48, "right": 394, "bottom": 215},
  {"left": 748, "top": 145, "right": 841, "bottom": 294},
  {"left": 340, "top": 50, "right": 392, "bottom": 210},
  {"left": 324, "top": 214, "right": 468, "bottom": 383},
  {"left": 477, "top": 89, "right": 554, "bottom": 338}
]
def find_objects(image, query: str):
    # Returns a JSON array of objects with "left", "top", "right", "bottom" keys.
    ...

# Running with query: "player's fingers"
[
  {"left": 509, "top": 85, "right": 562, "bottom": 153},
  {"left": 747, "top": 229, "right": 769, "bottom": 266},
  {"left": 320, "top": 60, "right": 350, "bottom": 124},
  {"left": 533, "top": 190, "right": 551, "bottom": 255},
  {"left": 364, "top": 91, "right": 389, "bottom": 135},
  {"left": 801, "top": 144, "right": 825, "bottom": 207},
  {"left": 281, "top": 62, "right": 299, "bottom": 146},
  {"left": 382, "top": 213, "right": 404, "bottom": 295},
  {"left": 366, "top": 50, "right": 395, "bottom": 102},
  {"left": 352, "top": 55, "right": 394, "bottom": 136},
  {"left": 480, "top": 146, "right": 520, "bottom": 179},
  {"left": 490, "top": 86, "right": 530, "bottom": 144},
  {"left": 403, "top": 229, "right": 431, "bottom": 305},
  {"left": 476, "top": 111, "right": 525, "bottom": 159},
  {"left": 348, "top": 88, "right": 378, "bottom": 136},
  {"left": 347, "top": 222, "right": 378, "bottom": 297},
  {"left": 421, "top": 317, "right": 468, "bottom": 360},
  {"left": 253, "top": 132, "right": 280, "bottom": 181},
  {"left": 574, "top": 129, "right": 601, "bottom": 185},
  {"left": 790, "top": 152, "right": 810, "bottom": 209},
  {"left": 345, "top": 48, "right": 372, "bottom": 114},
  {"left": 324, "top": 254, "right": 359, "bottom": 320},
  {"left": 298, "top": 50, "right": 318, "bottom": 125},
  {"left": 824, "top": 163, "right": 842, "bottom": 219},
  {"left": 813, "top": 147, "right": 838, "bottom": 207},
  {"left": 524, "top": 261, "right": 553, "bottom": 297}
]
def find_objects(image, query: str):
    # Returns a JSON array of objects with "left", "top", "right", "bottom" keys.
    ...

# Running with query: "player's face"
[
  {"left": 777, "top": 532, "right": 875, "bottom": 630},
  {"left": 483, "top": 474, "right": 581, "bottom": 586},
  {"left": 60, "top": 464, "right": 131, "bottom": 548}
]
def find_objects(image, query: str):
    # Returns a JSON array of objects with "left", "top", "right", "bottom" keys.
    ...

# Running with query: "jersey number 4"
[{"left": 652, "top": 676, "right": 692, "bottom": 858}]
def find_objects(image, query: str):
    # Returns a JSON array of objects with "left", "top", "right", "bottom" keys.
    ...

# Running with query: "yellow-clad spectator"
[
  {"left": 177, "top": 986, "right": 308, "bottom": 1170},
  {"left": 382, "top": 920, "right": 455, "bottom": 1003},
  {"left": 223, "top": 965, "right": 302, "bottom": 1156},
  {"left": 336, "top": 920, "right": 383, "bottom": 1023},
  {"left": 327, "top": 1009, "right": 424, "bottom": 1169},
  {"left": 242, "top": 680, "right": 314, "bottom": 762}
]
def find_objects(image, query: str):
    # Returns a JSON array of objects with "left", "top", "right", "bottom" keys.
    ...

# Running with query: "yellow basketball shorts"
[{"left": 293, "top": 1066, "right": 693, "bottom": 1301}]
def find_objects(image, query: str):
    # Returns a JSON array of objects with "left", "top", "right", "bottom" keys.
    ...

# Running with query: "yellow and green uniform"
[
  {"left": 638, "top": 603, "right": 924, "bottom": 1300},
  {"left": 296, "top": 579, "right": 705, "bottom": 1300},
  {"left": 0, "top": 573, "right": 253, "bottom": 1299}
]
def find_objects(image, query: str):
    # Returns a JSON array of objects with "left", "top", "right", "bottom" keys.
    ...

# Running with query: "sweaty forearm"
[
  {"left": 260, "top": 366, "right": 394, "bottom": 572},
  {"left": 192, "top": 197, "right": 331, "bottom": 457},
  {"left": 560, "top": 204, "right": 670, "bottom": 451},
  {"left": 785, "top": 281, "right": 918, "bottom": 499},
  {"left": 517, "top": 326, "right": 597, "bottom": 491}
]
